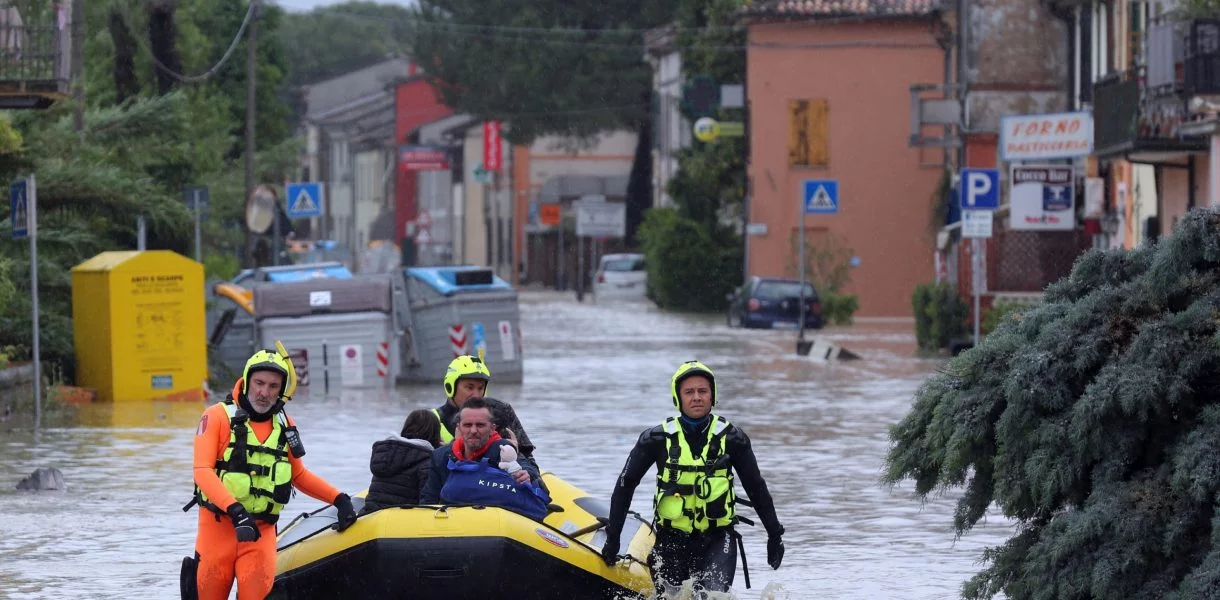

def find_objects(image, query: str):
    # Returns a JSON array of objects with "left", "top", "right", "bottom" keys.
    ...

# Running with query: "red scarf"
[{"left": 452, "top": 431, "right": 502, "bottom": 462}]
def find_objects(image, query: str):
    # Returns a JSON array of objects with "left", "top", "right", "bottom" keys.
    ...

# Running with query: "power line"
[
  {"left": 121, "top": 2, "right": 257, "bottom": 83},
  {"left": 290, "top": 7, "right": 940, "bottom": 52}
]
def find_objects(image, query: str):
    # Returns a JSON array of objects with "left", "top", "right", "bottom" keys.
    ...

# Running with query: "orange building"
[{"left": 740, "top": 0, "right": 947, "bottom": 317}]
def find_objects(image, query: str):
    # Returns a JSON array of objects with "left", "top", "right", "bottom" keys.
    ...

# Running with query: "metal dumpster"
[
  {"left": 395, "top": 266, "right": 523, "bottom": 384},
  {"left": 254, "top": 276, "right": 397, "bottom": 390},
  {"left": 208, "top": 263, "right": 357, "bottom": 381}
]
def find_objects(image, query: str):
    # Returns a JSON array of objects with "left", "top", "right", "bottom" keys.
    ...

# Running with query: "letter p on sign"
[{"left": 959, "top": 168, "right": 1000, "bottom": 210}]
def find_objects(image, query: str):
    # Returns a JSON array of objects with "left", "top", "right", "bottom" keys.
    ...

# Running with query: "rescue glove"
[
  {"left": 334, "top": 493, "right": 357, "bottom": 532},
  {"left": 600, "top": 538, "right": 620, "bottom": 567},
  {"left": 226, "top": 504, "right": 260, "bottom": 543},
  {"left": 767, "top": 535, "right": 784, "bottom": 569}
]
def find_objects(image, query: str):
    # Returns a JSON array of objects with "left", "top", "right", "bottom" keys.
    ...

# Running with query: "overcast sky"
[{"left": 272, "top": 0, "right": 414, "bottom": 12}]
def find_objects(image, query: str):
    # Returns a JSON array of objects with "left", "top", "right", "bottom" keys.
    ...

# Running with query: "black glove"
[
  {"left": 600, "top": 538, "right": 620, "bottom": 566},
  {"left": 767, "top": 535, "right": 784, "bottom": 569},
  {"left": 333, "top": 493, "right": 357, "bottom": 532},
  {"left": 226, "top": 504, "right": 260, "bottom": 543}
]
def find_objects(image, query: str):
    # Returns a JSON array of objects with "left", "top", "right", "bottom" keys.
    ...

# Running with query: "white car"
[{"left": 592, "top": 253, "right": 647, "bottom": 303}]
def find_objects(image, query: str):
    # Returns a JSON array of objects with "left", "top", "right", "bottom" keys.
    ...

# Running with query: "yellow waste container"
[{"left": 71, "top": 251, "right": 206, "bottom": 403}]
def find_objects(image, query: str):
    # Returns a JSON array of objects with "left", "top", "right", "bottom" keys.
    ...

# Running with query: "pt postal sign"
[{"left": 1000, "top": 112, "right": 1093, "bottom": 161}]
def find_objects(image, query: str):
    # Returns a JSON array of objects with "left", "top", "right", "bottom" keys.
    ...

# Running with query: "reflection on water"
[{"left": 0, "top": 291, "right": 1012, "bottom": 599}]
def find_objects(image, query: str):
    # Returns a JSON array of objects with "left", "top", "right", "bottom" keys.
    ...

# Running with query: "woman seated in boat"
[
  {"left": 420, "top": 398, "right": 550, "bottom": 520},
  {"left": 360, "top": 409, "right": 443, "bottom": 515}
]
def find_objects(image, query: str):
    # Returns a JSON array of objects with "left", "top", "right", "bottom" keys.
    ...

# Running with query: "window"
[
  {"left": 754, "top": 281, "right": 817, "bottom": 301},
  {"left": 601, "top": 255, "right": 645, "bottom": 272},
  {"left": 788, "top": 99, "right": 829, "bottom": 168}
]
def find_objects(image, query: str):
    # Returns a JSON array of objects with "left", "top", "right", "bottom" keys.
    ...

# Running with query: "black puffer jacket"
[{"left": 361, "top": 436, "right": 436, "bottom": 514}]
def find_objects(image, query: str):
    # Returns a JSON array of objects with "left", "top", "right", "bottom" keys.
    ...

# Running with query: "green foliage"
[
  {"left": 821, "top": 292, "right": 859, "bottom": 326},
  {"left": 885, "top": 207, "right": 1220, "bottom": 599},
  {"left": 407, "top": 0, "right": 677, "bottom": 142},
  {"left": 276, "top": 2, "right": 417, "bottom": 125},
  {"left": 912, "top": 282, "right": 968, "bottom": 351},
  {"left": 646, "top": 0, "right": 747, "bottom": 310},
  {"left": 981, "top": 299, "right": 1034, "bottom": 335},
  {"left": 639, "top": 208, "right": 739, "bottom": 311},
  {"left": 785, "top": 230, "right": 859, "bottom": 324}
]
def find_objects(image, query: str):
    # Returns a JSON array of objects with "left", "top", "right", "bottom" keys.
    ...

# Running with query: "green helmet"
[
  {"left": 444, "top": 355, "right": 491, "bottom": 398},
  {"left": 671, "top": 360, "right": 716, "bottom": 409}
]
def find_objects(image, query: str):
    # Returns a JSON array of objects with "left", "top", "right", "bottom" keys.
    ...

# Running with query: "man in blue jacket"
[{"left": 421, "top": 397, "right": 541, "bottom": 505}]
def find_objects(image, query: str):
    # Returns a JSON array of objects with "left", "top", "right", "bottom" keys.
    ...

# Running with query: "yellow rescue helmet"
[
  {"left": 671, "top": 360, "right": 716, "bottom": 408},
  {"left": 241, "top": 343, "right": 297, "bottom": 400},
  {"left": 444, "top": 354, "right": 491, "bottom": 398}
]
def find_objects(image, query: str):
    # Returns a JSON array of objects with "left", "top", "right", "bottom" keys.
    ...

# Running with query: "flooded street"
[{"left": 0, "top": 290, "right": 1014, "bottom": 599}]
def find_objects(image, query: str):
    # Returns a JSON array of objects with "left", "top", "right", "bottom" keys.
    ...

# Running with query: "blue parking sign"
[{"left": 959, "top": 169, "right": 1000, "bottom": 210}]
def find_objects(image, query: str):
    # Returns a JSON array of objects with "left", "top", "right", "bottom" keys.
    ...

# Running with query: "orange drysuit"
[{"left": 192, "top": 401, "right": 340, "bottom": 600}]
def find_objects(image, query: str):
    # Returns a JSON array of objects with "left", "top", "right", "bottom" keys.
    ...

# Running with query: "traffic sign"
[
  {"left": 576, "top": 196, "right": 626, "bottom": 238},
  {"left": 962, "top": 210, "right": 993, "bottom": 238},
  {"left": 10, "top": 178, "right": 27, "bottom": 239},
  {"left": 184, "top": 186, "right": 209, "bottom": 216},
  {"left": 682, "top": 75, "right": 720, "bottom": 118},
  {"left": 286, "top": 182, "right": 324, "bottom": 219},
  {"left": 959, "top": 168, "right": 1000, "bottom": 210},
  {"left": 802, "top": 180, "right": 839, "bottom": 214}
]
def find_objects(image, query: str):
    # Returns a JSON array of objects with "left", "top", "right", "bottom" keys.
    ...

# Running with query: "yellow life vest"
[
  {"left": 198, "top": 402, "right": 294, "bottom": 523},
  {"left": 654, "top": 415, "right": 736, "bottom": 533},
  {"left": 433, "top": 407, "right": 455, "bottom": 444}
]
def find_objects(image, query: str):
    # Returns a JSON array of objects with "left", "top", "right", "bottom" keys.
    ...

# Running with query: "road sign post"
[
  {"left": 185, "top": 186, "right": 209, "bottom": 262},
  {"left": 796, "top": 180, "right": 839, "bottom": 355},
  {"left": 12, "top": 176, "right": 40, "bottom": 429},
  {"left": 958, "top": 168, "right": 1000, "bottom": 347}
]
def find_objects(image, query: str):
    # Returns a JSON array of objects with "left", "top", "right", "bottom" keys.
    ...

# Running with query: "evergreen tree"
[{"left": 884, "top": 208, "right": 1220, "bottom": 599}]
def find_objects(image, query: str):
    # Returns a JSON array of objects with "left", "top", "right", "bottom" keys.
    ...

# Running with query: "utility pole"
[
  {"left": 71, "top": 0, "right": 85, "bottom": 136},
  {"left": 244, "top": 0, "right": 260, "bottom": 266}
]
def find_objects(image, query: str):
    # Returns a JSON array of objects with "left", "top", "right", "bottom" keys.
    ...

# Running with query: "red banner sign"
[{"left": 483, "top": 120, "right": 502, "bottom": 172}]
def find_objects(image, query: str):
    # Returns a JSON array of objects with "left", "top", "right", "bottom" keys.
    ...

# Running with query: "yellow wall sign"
[{"left": 693, "top": 118, "right": 744, "bottom": 142}]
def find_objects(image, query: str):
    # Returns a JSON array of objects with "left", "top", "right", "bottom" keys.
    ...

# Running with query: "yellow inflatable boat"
[{"left": 269, "top": 472, "right": 656, "bottom": 599}]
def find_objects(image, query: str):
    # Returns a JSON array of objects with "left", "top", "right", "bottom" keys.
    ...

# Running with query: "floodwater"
[{"left": 0, "top": 290, "right": 1014, "bottom": 599}]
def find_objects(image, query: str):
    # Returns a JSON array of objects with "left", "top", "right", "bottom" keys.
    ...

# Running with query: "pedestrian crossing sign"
[
  {"left": 285, "top": 182, "right": 324, "bottom": 219},
  {"left": 802, "top": 179, "right": 839, "bottom": 214}
]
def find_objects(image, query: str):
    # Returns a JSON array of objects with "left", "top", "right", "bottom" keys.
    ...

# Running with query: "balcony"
[
  {"left": 0, "top": 2, "right": 70, "bottom": 109},
  {"left": 1092, "top": 18, "right": 1218, "bottom": 164}
]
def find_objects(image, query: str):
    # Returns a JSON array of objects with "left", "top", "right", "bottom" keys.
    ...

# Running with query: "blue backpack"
[{"left": 440, "top": 458, "right": 551, "bottom": 520}]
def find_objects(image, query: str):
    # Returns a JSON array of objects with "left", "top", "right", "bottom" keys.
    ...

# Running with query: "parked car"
[
  {"left": 593, "top": 253, "right": 647, "bottom": 303},
  {"left": 726, "top": 277, "right": 823, "bottom": 329}
]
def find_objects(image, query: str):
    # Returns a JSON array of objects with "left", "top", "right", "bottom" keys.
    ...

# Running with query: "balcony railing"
[
  {"left": 1184, "top": 19, "right": 1220, "bottom": 96},
  {"left": 0, "top": 1, "right": 69, "bottom": 108},
  {"left": 1092, "top": 18, "right": 1220, "bottom": 161}
]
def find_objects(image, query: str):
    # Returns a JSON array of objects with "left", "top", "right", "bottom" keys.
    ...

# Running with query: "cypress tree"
[{"left": 884, "top": 208, "right": 1220, "bottom": 599}]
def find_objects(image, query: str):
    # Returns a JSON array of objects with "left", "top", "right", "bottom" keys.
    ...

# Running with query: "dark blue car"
[{"left": 726, "top": 277, "right": 824, "bottom": 330}]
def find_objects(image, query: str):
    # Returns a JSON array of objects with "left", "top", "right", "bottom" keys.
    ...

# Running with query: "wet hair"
[{"left": 401, "top": 409, "right": 442, "bottom": 447}]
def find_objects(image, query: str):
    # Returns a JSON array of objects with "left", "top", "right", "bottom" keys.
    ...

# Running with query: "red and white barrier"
[
  {"left": 376, "top": 341, "right": 390, "bottom": 378},
  {"left": 449, "top": 324, "right": 467, "bottom": 357}
]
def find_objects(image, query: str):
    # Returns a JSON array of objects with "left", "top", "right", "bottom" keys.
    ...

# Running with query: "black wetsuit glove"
[
  {"left": 600, "top": 538, "right": 620, "bottom": 566},
  {"left": 334, "top": 493, "right": 357, "bottom": 532},
  {"left": 767, "top": 535, "right": 784, "bottom": 569},
  {"left": 227, "top": 504, "right": 261, "bottom": 543}
]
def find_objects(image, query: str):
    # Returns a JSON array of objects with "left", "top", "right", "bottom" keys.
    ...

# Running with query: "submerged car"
[
  {"left": 726, "top": 277, "right": 823, "bottom": 329},
  {"left": 592, "top": 253, "right": 647, "bottom": 303}
]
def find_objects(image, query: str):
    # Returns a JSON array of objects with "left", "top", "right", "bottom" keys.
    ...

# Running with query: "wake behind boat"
[{"left": 269, "top": 472, "right": 656, "bottom": 599}]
